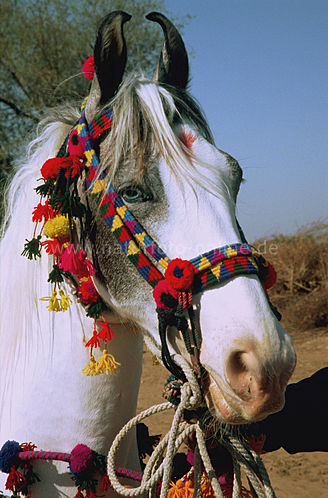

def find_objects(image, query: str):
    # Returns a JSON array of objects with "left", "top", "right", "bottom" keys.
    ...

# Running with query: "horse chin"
[{"left": 203, "top": 374, "right": 279, "bottom": 425}]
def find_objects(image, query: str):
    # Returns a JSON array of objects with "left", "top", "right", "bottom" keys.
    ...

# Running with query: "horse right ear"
[
  {"left": 85, "top": 11, "right": 131, "bottom": 122},
  {"left": 146, "top": 12, "right": 189, "bottom": 89}
]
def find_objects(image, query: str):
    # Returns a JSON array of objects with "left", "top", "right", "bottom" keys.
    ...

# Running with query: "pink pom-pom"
[
  {"left": 59, "top": 244, "right": 96, "bottom": 278},
  {"left": 70, "top": 444, "right": 93, "bottom": 475},
  {"left": 83, "top": 56, "right": 95, "bottom": 80}
]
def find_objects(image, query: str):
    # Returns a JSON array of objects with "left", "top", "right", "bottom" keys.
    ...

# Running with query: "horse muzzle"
[{"left": 201, "top": 351, "right": 291, "bottom": 424}]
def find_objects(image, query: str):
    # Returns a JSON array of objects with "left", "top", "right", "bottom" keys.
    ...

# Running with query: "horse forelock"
[{"left": 92, "top": 75, "right": 232, "bottom": 199}]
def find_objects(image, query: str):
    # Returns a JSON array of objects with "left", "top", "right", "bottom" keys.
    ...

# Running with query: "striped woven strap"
[
  {"left": 77, "top": 109, "right": 261, "bottom": 291},
  {"left": 18, "top": 450, "right": 142, "bottom": 482}
]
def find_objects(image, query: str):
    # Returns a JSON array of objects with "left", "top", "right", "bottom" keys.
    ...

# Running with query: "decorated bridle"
[{"left": 23, "top": 101, "right": 278, "bottom": 381}]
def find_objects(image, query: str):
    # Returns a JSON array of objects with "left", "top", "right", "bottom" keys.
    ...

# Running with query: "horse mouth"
[
  {"left": 202, "top": 373, "right": 249, "bottom": 424},
  {"left": 201, "top": 370, "right": 285, "bottom": 425}
]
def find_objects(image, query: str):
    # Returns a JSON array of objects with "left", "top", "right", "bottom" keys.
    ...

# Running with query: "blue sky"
[{"left": 163, "top": 0, "right": 327, "bottom": 240}]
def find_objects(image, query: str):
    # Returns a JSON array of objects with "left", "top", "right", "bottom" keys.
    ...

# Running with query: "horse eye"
[{"left": 120, "top": 186, "right": 152, "bottom": 203}]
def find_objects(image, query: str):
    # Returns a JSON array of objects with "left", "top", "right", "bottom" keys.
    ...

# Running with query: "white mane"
[{"left": 0, "top": 114, "right": 87, "bottom": 415}]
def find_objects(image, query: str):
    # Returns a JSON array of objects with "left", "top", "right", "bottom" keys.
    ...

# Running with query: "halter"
[
  {"left": 76, "top": 107, "right": 275, "bottom": 381},
  {"left": 23, "top": 103, "right": 278, "bottom": 378}
]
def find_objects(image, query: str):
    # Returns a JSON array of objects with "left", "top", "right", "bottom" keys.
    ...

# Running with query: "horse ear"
[
  {"left": 146, "top": 12, "right": 189, "bottom": 89},
  {"left": 85, "top": 11, "right": 131, "bottom": 122}
]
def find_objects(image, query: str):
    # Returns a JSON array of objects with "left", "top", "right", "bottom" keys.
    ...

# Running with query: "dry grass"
[{"left": 254, "top": 221, "right": 328, "bottom": 333}]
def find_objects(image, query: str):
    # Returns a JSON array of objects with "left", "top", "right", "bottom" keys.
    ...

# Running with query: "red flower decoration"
[
  {"left": 59, "top": 244, "right": 96, "bottom": 278},
  {"left": 77, "top": 277, "right": 99, "bottom": 304},
  {"left": 40, "top": 157, "right": 71, "bottom": 180},
  {"left": 40, "top": 238, "right": 66, "bottom": 256},
  {"left": 83, "top": 56, "right": 95, "bottom": 80},
  {"left": 164, "top": 259, "right": 195, "bottom": 291},
  {"left": 153, "top": 280, "right": 178, "bottom": 310},
  {"left": 68, "top": 130, "right": 84, "bottom": 158},
  {"left": 32, "top": 200, "right": 54, "bottom": 222}
]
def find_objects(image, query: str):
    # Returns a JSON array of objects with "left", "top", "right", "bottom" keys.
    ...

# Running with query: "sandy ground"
[{"left": 137, "top": 328, "right": 328, "bottom": 497}]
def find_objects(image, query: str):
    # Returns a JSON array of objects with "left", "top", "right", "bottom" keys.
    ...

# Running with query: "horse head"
[{"left": 78, "top": 12, "right": 296, "bottom": 425}]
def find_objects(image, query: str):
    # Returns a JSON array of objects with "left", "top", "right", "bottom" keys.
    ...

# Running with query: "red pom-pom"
[
  {"left": 153, "top": 280, "right": 178, "bottom": 310},
  {"left": 83, "top": 56, "right": 95, "bottom": 80},
  {"left": 77, "top": 277, "right": 99, "bottom": 304},
  {"left": 68, "top": 130, "right": 84, "bottom": 158},
  {"left": 32, "top": 200, "right": 54, "bottom": 223},
  {"left": 70, "top": 444, "right": 93, "bottom": 475},
  {"left": 59, "top": 244, "right": 96, "bottom": 278},
  {"left": 164, "top": 259, "right": 195, "bottom": 291},
  {"left": 41, "top": 157, "right": 70, "bottom": 180},
  {"left": 262, "top": 261, "right": 277, "bottom": 291}
]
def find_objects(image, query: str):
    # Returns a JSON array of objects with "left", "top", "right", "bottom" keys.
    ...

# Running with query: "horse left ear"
[
  {"left": 85, "top": 11, "right": 131, "bottom": 122},
  {"left": 146, "top": 12, "right": 189, "bottom": 89}
]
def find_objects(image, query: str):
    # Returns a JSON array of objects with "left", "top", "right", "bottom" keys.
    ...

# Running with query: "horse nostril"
[
  {"left": 226, "top": 350, "right": 258, "bottom": 400},
  {"left": 225, "top": 349, "right": 286, "bottom": 418}
]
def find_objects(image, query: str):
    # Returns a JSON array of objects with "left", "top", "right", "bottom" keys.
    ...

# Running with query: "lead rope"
[{"left": 107, "top": 354, "right": 276, "bottom": 498}]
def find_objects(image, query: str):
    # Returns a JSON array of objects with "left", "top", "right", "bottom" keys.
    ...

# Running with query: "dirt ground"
[{"left": 137, "top": 328, "right": 328, "bottom": 497}]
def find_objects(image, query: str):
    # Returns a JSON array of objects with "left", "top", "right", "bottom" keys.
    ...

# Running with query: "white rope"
[{"left": 107, "top": 360, "right": 277, "bottom": 498}]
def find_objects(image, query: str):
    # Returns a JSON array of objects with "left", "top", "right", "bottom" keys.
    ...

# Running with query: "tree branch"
[{"left": 0, "top": 96, "right": 37, "bottom": 121}]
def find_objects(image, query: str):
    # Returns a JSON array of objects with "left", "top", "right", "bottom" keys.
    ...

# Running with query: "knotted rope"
[{"left": 107, "top": 354, "right": 276, "bottom": 498}]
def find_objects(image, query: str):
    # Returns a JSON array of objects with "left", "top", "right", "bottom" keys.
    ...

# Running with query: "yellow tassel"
[
  {"left": 96, "top": 349, "right": 120, "bottom": 375},
  {"left": 40, "top": 290, "right": 61, "bottom": 312},
  {"left": 58, "top": 288, "right": 72, "bottom": 311},
  {"left": 82, "top": 355, "right": 98, "bottom": 376}
]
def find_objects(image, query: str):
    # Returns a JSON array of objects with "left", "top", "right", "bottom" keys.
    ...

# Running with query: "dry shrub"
[{"left": 254, "top": 221, "right": 328, "bottom": 333}]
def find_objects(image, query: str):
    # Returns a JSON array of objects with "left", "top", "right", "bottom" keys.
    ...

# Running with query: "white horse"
[{"left": 0, "top": 11, "right": 296, "bottom": 497}]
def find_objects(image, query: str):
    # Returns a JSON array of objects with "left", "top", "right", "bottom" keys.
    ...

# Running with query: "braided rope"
[{"left": 106, "top": 362, "right": 276, "bottom": 498}]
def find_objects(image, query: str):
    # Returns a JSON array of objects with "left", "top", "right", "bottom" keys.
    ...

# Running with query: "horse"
[{"left": 0, "top": 11, "right": 296, "bottom": 497}]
